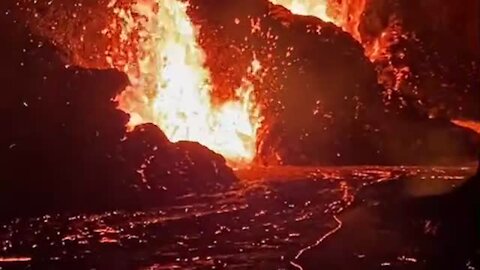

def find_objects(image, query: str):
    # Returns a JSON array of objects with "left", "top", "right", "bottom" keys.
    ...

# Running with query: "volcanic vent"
[
  {"left": 108, "top": 0, "right": 396, "bottom": 165},
  {"left": 113, "top": 0, "right": 264, "bottom": 165},
  {"left": 11, "top": 0, "right": 480, "bottom": 166}
]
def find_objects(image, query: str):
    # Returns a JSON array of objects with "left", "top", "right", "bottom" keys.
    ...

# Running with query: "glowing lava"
[
  {"left": 269, "top": 0, "right": 365, "bottom": 38},
  {"left": 269, "top": 0, "right": 387, "bottom": 61},
  {"left": 269, "top": 0, "right": 335, "bottom": 23},
  {"left": 115, "top": 0, "right": 263, "bottom": 164}
]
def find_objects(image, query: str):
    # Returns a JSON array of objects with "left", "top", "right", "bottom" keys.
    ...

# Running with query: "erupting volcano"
[
  {"left": 111, "top": 0, "right": 400, "bottom": 166},
  {"left": 1, "top": 0, "right": 480, "bottom": 269},
  {"left": 114, "top": 0, "right": 263, "bottom": 164}
]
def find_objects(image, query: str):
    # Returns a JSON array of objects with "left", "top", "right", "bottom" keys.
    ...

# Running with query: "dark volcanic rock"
[
  {"left": 6, "top": 0, "right": 479, "bottom": 165},
  {"left": 189, "top": 0, "right": 479, "bottom": 165},
  {"left": 0, "top": 15, "right": 236, "bottom": 218},
  {"left": 360, "top": 0, "right": 480, "bottom": 120},
  {"left": 123, "top": 125, "right": 236, "bottom": 200}
]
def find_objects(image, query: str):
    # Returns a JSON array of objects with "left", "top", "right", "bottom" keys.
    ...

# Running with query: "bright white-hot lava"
[
  {"left": 269, "top": 0, "right": 334, "bottom": 23},
  {"left": 115, "top": 0, "right": 263, "bottom": 165},
  {"left": 269, "top": 0, "right": 368, "bottom": 41}
]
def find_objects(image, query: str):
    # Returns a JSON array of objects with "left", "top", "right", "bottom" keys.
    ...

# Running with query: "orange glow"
[{"left": 114, "top": 0, "right": 263, "bottom": 164}]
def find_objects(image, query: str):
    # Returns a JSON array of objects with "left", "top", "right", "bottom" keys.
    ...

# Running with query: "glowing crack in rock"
[{"left": 115, "top": 0, "right": 263, "bottom": 165}]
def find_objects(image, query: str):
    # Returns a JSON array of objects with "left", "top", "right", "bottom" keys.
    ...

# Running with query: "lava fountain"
[{"left": 115, "top": 0, "right": 263, "bottom": 165}]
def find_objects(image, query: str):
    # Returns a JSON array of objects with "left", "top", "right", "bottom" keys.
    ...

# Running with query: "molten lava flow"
[{"left": 115, "top": 0, "right": 263, "bottom": 164}]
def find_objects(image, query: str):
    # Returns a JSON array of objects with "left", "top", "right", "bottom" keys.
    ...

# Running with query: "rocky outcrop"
[
  {"left": 5, "top": 0, "right": 479, "bottom": 166},
  {"left": 189, "top": 0, "right": 479, "bottom": 165},
  {"left": 0, "top": 15, "right": 236, "bottom": 218}
]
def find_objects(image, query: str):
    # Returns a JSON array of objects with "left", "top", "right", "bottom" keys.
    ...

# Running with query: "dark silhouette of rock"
[
  {"left": 0, "top": 14, "right": 236, "bottom": 218},
  {"left": 188, "top": 0, "right": 480, "bottom": 165},
  {"left": 123, "top": 124, "right": 236, "bottom": 201}
]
